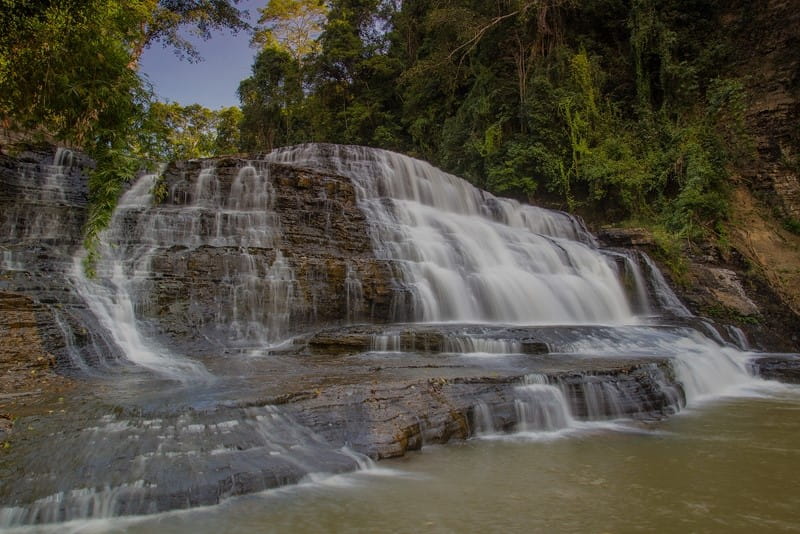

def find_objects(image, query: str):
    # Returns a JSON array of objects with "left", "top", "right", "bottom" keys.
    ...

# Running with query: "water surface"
[{"left": 45, "top": 388, "right": 800, "bottom": 534}]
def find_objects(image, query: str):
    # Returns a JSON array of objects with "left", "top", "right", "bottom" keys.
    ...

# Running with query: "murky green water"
[{"left": 42, "top": 386, "right": 799, "bottom": 534}]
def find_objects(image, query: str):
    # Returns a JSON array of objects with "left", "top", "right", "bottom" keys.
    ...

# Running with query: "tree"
[
  {"left": 0, "top": 0, "right": 248, "bottom": 274},
  {"left": 0, "top": 0, "right": 147, "bottom": 145},
  {"left": 130, "top": 0, "right": 249, "bottom": 66},
  {"left": 253, "top": 0, "right": 328, "bottom": 62},
  {"left": 213, "top": 106, "right": 244, "bottom": 154},
  {"left": 238, "top": 47, "right": 306, "bottom": 150},
  {"left": 0, "top": 0, "right": 248, "bottom": 146},
  {"left": 137, "top": 102, "right": 244, "bottom": 159}
]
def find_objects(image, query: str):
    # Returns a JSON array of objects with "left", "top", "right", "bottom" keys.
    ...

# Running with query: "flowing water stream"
[
  {"left": 0, "top": 145, "right": 798, "bottom": 528},
  {"left": 7, "top": 389, "right": 799, "bottom": 533}
]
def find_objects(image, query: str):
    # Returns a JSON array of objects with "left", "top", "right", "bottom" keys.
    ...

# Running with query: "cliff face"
[
  {"left": 106, "top": 157, "right": 397, "bottom": 349},
  {"left": 0, "top": 146, "right": 93, "bottom": 423},
  {"left": 727, "top": 0, "right": 800, "bottom": 218},
  {"left": 710, "top": 1, "right": 800, "bottom": 321}
]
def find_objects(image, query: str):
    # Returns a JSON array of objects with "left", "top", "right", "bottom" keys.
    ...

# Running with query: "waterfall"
[
  {"left": 261, "top": 144, "right": 769, "bottom": 402},
  {"left": 3, "top": 143, "right": 792, "bottom": 528},
  {"left": 639, "top": 253, "right": 693, "bottom": 317},
  {"left": 73, "top": 161, "right": 306, "bottom": 379},
  {"left": 265, "top": 144, "right": 633, "bottom": 324}
]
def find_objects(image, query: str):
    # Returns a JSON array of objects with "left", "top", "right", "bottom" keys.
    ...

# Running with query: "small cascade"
[
  {"left": 53, "top": 147, "right": 75, "bottom": 168},
  {"left": 74, "top": 161, "right": 307, "bottom": 378},
  {"left": 51, "top": 309, "right": 91, "bottom": 372},
  {"left": 560, "top": 376, "right": 627, "bottom": 420},
  {"left": 513, "top": 375, "right": 574, "bottom": 432},
  {"left": 472, "top": 366, "right": 684, "bottom": 439},
  {"left": 726, "top": 325, "right": 750, "bottom": 350},
  {"left": 544, "top": 325, "right": 758, "bottom": 403},
  {"left": 0, "top": 147, "right": 84, "bottom": 267},
  {"left": 549, "top": 365, "right": 682, "bottom": 420},
  {"left": 344, "top": 263, "right": 364, "bottom": 323},
  {"left": 639, "top": 253, "right": 692, "bottom": 317},
  {"left": 442, "top": 335, "right": 522, "bottom": 354},
  {"left": 471, "top": 402, "right": 497, "bottom": 435},
  {"left": 264, "top": 251, "right": 297, "bottom": 341},
  {"left": 606, "top": 250, "right": 652, "bottom": 315},
  {"left": 0, "top": 147, "right": 123, "bottom": 372},
  {"left": 371, "top": 333, "right": 402, "bottom": 352},
  {"left": 1, "top": 247, "right": 23, "bottom": 271},
  {"left": 0, "top": 405, "right": 372, "bottom": 527},
  {"left": 72, "top": 256, "right": 210, "bottom": 381},
  {"left": 266, "top": 145, "right": 634, "bottom": 324}
]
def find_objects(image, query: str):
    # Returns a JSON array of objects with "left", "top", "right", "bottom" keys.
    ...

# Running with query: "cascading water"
[
  {"left": 266, "top": 145, "right": 632, "bottom": 324},
  {"left": 78, "top": 143, "right": 745, "bottom": 388},
  {"left": 0, "top": 148, "right": 120, "bottom": 371},
  {"left": 264, "top": 144, "right": 769, "bottom": 403},
  {"left": 73, "top": 161, "right": 308, "bottom": 379},
  {"left": 73, "top": 172, "right": 210, "bottom": 381},
  {"left": 0, "top": 148, "right": 81, "bottom": 265},
  {"left": 2, "top": 143, "right": 795, "bottom": 528}
]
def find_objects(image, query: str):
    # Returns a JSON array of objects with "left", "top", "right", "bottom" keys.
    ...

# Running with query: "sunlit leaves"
[{"left": 253, "top": 0, "right": 328, "bottom": 61}]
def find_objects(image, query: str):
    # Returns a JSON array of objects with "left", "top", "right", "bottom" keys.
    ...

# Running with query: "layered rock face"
[
  {"left": 1, "top": 143, "right": 798, "bottom": 527},
  {"left": 0, "top": 146, "right": 116, "bottom": 375},
  {"left": 96, "top": 157, "right": 397, "bottom": 350},
  {"left": 727, "top": 0, "right": 800, "bottom": 218}
]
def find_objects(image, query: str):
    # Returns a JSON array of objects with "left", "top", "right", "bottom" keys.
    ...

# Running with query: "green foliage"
[
  {"left": 82, "top": 145, "right": 141, "bottom": 277},
  {"left": 783, "top": 218, "right": 800, "bottom": 235},
  {"left": 213, "top": 106, "right": 244, "bottom": 154},
  {"left": 0, "top": 0, "right": 146, "bottom": 144},
  {"left": 2, "top": 0, "right": 758, "bottom": 277},
  {"left": 229, "top": 0, "right": 747, "bottom": 257},
  {"left": 138, "top": 101, "right": 242, "bottom": 160},
  {"left": 0, "top": 0, "right": 247, "bottom": 276},
  {"left": 150, "top": 173, "right": 170, "bottom": 204},
  {"left": 134, "top": 0, "right": 249, "bottom": 64},
  {"left": 253, "top": 0, "right": 328, "bottom": 61},
  {"left": 648, "top": 224, "right": 689, "bottom": 286}
]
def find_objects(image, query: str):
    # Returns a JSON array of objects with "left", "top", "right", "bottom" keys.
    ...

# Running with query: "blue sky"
[{"left": 139, "top": 0, "right": 262, "bottom": 110}]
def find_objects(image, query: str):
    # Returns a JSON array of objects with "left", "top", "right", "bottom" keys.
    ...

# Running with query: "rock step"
[{"left": 749, "top": 355, "right": 800, "bottom": 383}]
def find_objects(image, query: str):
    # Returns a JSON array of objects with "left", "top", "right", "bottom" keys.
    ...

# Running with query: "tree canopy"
[
  {"left": 0, "top": 0, "right": 756, "bottom": 259},
  {"left": 237, "top": 0, "right": 750, "bottom": 242},
  {"left": 0, "top": 0, "right": 247, "bottom": 148}
]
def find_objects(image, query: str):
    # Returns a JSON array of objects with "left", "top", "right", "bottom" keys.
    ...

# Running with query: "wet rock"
[
  {"left": 750, "top": 355, "right": 800, "bottom": 383},
  {"left": 0, "top": 291, "right": 72, "bottom": 421},
  {"left": 282, "top": 358, "right": 684, "bottom": 459},
  {"left": 135, "top": 158, "right": 397, "bottom": 347},
  {"left": 597, "top": 227, "right": 656, "bottom": 247},
  {"left": 683, "top": 265, "right": 761, "bottom": 317}
]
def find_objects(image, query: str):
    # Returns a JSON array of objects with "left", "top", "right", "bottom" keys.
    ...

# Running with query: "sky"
[{"left": 139, "top": 0, "right": 262, "bottom": 110}]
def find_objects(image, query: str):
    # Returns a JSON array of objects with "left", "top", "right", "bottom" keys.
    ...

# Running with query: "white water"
[
  {"left": 640, "top": 253, "right": 693, "bottom": 317},
  {"left": 5, "top": 143, "right": 771, "bottom": 402},
  {"left": 266, "top": 145, "right": 633, "bottom": 324},
  {"left": 71, "top": 144, "right": 769, "bottom": 399},
  {"left": 442, "top": 335, "right": 522, "bottom": 355},
  {"left": 3, "top": 143, "right": 798, "bottom": 528},
  {"left": 72, "top": 255, "right": 210, "bottom": 381},
  {"left": 472, "top": 373, "right": 648, "bottom": 441},
  {"left": 544, "top": 325, "right": 763, "bottom": 403},
  {"left": 262, "top": 144, "right": 776, "bottom": 406},
  {"left": 71, "top": 162, "right": 305, "bottom": 379},
  {"left": 0, "top": 406, "right": 376, "bottom": 526},
  {"left": 1, "top": 148, "right": 73, "bottom": 249}
]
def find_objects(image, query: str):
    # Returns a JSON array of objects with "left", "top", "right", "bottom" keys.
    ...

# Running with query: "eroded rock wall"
[
  {"left": 134, "top": 158, "right": 396, "bottom": 346},
  {"left": 726, "top": 0, "right": 800, "bottom": 218}
]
